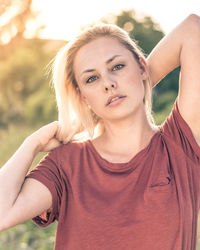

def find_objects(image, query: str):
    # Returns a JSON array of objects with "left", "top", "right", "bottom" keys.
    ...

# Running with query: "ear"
[{"left": 139, "top": 57, "right": 149, "bottom": 80}]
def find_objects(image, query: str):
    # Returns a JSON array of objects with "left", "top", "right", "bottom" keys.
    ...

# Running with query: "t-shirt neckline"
[{"left": 86, "top": 129, "right": 161, "bottom": 172}]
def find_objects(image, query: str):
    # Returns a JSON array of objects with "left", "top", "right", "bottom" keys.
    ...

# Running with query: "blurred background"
[{"left": 0, "top": 0, "right": 199, "bottom": 249}]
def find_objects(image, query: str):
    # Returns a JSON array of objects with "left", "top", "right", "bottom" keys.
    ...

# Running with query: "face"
[{"left": 73, "top": 37, "right": 148, "bottom": 122}]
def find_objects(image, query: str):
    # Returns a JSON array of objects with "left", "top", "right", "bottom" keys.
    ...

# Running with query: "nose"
[
  {"left": 104, "top": 83, "right": 116, "bottom": 92},
  {"left": 102, "top": 74, "right": 117, "bottom": 92}
]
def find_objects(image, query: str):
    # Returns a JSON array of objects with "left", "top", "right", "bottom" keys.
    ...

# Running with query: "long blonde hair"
[{"left": 53, "top": 24, "right": 154, "bottom": 143}]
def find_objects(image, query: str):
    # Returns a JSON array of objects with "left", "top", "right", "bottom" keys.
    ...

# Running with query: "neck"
[{"left": 94, "top": 107, "right": 158, "bottom": 155}]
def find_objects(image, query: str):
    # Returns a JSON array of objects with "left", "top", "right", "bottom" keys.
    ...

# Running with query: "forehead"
[
  {"left": 78, "top": 37, "right": 126, "bottom": 54},
  {"left": 73, "top": 37, "right": 131, "bottom": 73}
]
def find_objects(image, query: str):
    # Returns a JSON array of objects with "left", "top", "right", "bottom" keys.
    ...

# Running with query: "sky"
[{"left": 32, "top": 0, "right": 200, "bottom": 41}]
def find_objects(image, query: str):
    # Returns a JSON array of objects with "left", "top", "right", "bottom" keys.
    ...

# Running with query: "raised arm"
[
  {"left": 147, "top": 14, "right": 200, "bottom": 145},
  {"left": 0, "top": 121, "right": 61, "bottom": 232}
]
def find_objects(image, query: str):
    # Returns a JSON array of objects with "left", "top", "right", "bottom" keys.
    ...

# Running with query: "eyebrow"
[{"left": 81, "top": 55, "right": 122, "bottom": 76}]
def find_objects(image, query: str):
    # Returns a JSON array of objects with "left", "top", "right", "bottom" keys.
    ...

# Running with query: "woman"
[{"left": 0, "top": 14, "right": 200, "bottom": 250}]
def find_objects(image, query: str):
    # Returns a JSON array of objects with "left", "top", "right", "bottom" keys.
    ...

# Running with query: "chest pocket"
[
  {"left": 145, "top": 174, "right": 174, "bottom": 209},
  {"left": 149, "top": 175, "right": 172, "bottom": 190},
  {"left": 144, "top": 150, "right": 174, "bottom": 204}
]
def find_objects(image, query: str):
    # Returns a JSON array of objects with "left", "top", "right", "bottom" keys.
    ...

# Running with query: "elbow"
[
  {"left": 0, "top": 221, "right": 6, "bottom": 233},
  {"left": 0, "top": 214, "right": 12, "bottom": 233},
  {"left": 185, "top": 14, "right": 200, "bottom": 33},
  {"left": 0, "top": 219, "right": 14, "bottom": 233},
  {"left": 187, "top": 13, "right": 200, "bottom": 21}
]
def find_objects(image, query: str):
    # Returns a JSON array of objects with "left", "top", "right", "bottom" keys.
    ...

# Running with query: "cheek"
[
  {"left": 83, "top": 93, "right": 105, "bottom": 117},
  {"left": 126, "top": 72, "right": 144, "bottom": 91},
  {"left": 125, "top": 74, "right": 145, "bottom": 102},
  {"left": 81, "top": 90, "right": 102, "bottom": 111}
]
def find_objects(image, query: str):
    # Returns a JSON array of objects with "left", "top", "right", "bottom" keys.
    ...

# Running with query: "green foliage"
[
  {"left": 152, "top": 90, "right": 177, "bottom": 125},
  {"left": 114, "top": 10, "right": 164, "bottom": 55},
  {"left": 0, "top": 220, "right": 57, "bottom": 250},
  {"left": 0, "top": 123, "right": 46, "bottom": 166},
  {"left": 24, "top": 82, "right": 57, "bottom": 126},
  {"left": 0, "top": 39, "right": 58, "bottom": 128}
]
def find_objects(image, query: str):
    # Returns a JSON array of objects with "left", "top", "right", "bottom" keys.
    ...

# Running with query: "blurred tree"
[
  {"left": 0, "top": 38, "right": 59, "bottom": 128},
  {"left": 116, "top": 10, "right": 163, "bottom": 55},
  {"left": 0, "top": 0, "right": 66, "bottom": 128},
  {"left": 102, "top": 10, "right": 164, "bottom": 55},
  {"left": 0, "top": 0, "right": 44, "bottom": 58}
]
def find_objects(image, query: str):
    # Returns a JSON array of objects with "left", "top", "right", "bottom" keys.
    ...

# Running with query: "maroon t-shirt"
[{"left": 26, "top": 101, "right": 200, "bottom": 250}]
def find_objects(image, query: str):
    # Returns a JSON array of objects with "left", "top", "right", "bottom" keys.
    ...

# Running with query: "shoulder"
[
  {"left": 159, "top": 100, "right": 200, "bottom": 163},
  {"left": 60, "top": 139, "right": 88, "bottom": 152},
  {"left": 51, "top": 139, "right": 89, "bottom": 160}
]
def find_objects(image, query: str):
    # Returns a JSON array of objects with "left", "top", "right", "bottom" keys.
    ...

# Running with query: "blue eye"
[
  {"left": 112, "top": 64, "right": 125, "bottom": 71},
  {"left": 86, "top": 75, "right": 98, "bottom": 84}
]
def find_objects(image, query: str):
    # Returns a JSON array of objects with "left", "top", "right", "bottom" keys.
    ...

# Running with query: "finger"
[
  {"left": 42, "top": 121, "right": 60, "bottom": 137},
  {"left": 43, "top": 138, "right": 62, "bottom": 152}
]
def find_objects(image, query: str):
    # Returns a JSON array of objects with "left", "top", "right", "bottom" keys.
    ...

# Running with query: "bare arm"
[
  {"left": 147, "top": 14, "right": 200, "bottom": 145},
  {"left": 0, "top": 121, "right": 61, "bottom": 232}
]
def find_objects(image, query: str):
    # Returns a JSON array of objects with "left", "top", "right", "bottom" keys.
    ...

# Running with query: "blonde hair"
[{"left": 53, "top": 24, "right": 154, "bottom": 143}]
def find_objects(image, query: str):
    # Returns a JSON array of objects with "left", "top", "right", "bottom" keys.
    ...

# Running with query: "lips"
[{"left": 106, "top": 94, "right": 126, "bottom": 106}]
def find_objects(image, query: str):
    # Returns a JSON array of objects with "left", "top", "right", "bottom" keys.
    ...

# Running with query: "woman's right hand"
[{"left": 28, "top": 121, "right": 62, "bottom": 153}]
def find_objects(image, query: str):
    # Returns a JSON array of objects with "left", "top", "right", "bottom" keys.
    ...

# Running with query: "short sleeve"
[
  {"left": 161, "top": 100, "right": 200, "bottom": 164},
  {"left": 25, "top": 148, "right": 63, "bottom": 227}
]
